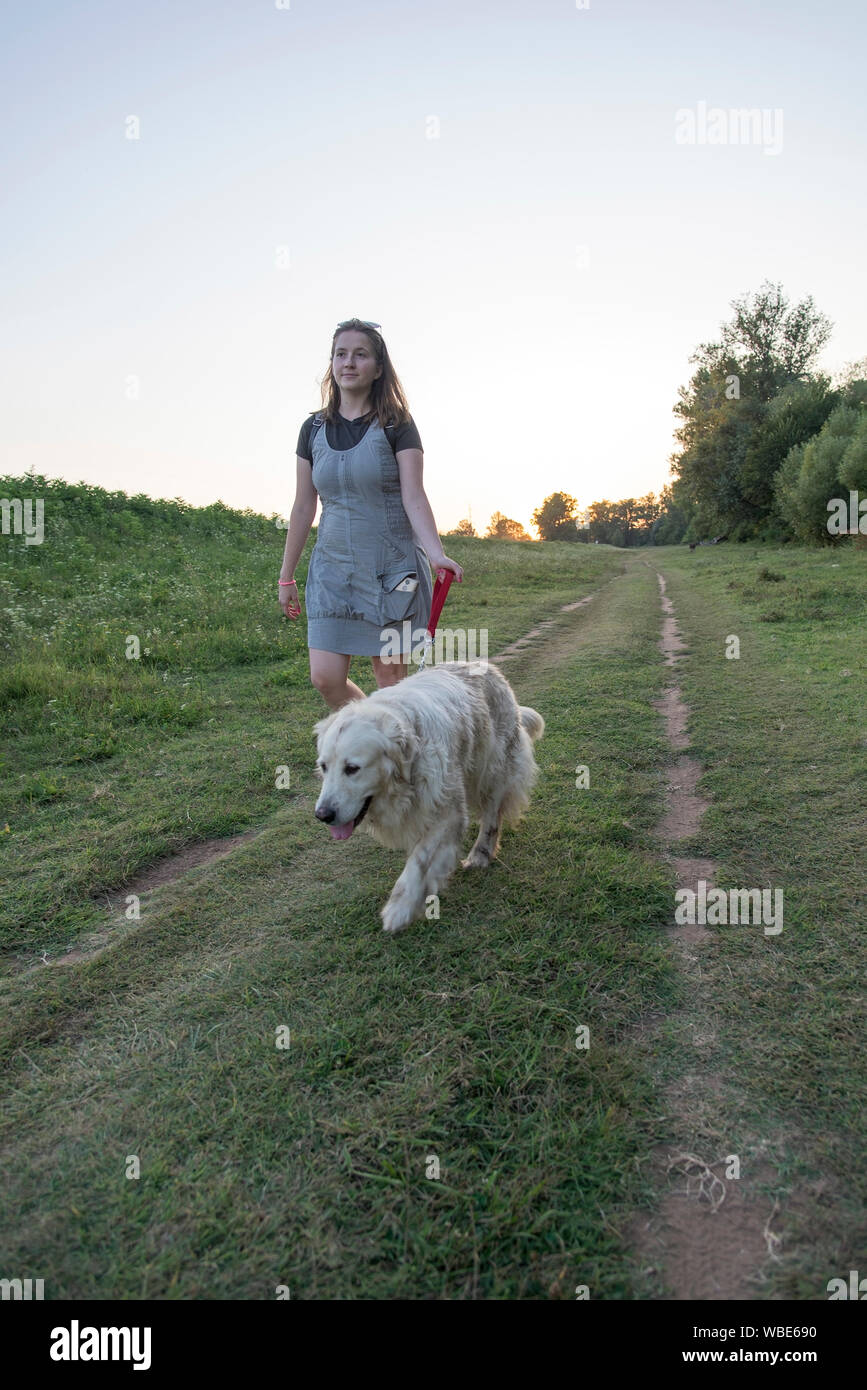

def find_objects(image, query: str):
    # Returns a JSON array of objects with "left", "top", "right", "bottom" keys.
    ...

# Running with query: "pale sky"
[{"left": 2, "top": 0, "right": 864, "bottom": 535}]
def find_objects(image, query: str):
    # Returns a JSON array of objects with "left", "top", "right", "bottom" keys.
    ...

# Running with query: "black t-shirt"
[{"left": 296, "top": 409, "right": 423, "bottom": 462}]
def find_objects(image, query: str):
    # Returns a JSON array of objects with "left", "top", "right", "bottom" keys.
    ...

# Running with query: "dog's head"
[{"left": 313, "top": 703, "right": 415, "bottom": 840}]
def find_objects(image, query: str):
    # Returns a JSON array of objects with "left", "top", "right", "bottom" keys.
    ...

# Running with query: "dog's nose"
[{"left": 315, "top": 804, "right": 335, "bottom": 823}]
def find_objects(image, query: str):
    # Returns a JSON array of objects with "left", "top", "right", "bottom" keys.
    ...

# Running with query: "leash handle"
[
  {"left": 426, "top": 567, "right": 454, "bottom": 639},
  {"left": 418, "top": 567, "right": 454, "bottom": 671}
]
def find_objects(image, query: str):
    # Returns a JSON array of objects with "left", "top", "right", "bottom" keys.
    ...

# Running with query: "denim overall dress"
[{"left": 305, "top": 413, "right": 434, "bottom": 656}]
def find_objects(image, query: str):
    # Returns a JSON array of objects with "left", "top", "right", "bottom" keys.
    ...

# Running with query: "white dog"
[{"left": 313, "top": 660, "right": 545, "bottom": 934}]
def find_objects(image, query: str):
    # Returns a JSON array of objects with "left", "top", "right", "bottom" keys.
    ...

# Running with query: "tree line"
[{"left": 447, "top": 282, "right": 866, "bottom": 547}]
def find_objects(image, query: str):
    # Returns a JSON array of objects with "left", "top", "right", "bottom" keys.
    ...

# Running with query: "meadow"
[{"left": 0, "top": 475, "right": 864, "bottom": 1298}]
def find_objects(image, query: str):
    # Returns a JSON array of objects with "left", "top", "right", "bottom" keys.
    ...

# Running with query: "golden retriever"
[{"left": 313, "top": 660, "right": 545, "bottom": 934}]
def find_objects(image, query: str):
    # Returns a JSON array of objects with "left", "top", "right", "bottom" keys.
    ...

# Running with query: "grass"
[
  {"left": 640, "top": 542, "right": 867, "bottom": 1297},
  {"left": 1, "top": 476, "right": 864, "bottom": 1299},
  {"left": 0, "top": 475, "right": 622, "bottom": 968}
]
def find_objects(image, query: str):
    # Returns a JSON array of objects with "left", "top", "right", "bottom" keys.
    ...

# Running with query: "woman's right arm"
[{"left": 279, "top": 456, "right": 318, "bottom": 618}]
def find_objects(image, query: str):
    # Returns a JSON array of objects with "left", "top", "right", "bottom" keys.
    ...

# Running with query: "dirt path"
[
  {"left": 627, "top": 563, "right": 783, "bottom": 1299},
  {"left": 28, "top": 563, "right": 791, "bottom": 1296}
]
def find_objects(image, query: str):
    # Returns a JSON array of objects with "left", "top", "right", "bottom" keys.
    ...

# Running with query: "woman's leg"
[
  {"left": 309, "top": 650, "right": 366, "bottom": 709},
  {"left": 371, "top": 653, "right": 411, "bottom": 688}
]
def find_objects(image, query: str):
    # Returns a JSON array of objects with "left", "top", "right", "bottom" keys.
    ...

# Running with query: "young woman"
[{"left": 279, "top": 318, "right": 464, "bottom": 709}]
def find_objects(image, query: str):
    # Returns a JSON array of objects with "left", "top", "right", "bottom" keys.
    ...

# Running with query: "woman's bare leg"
[
  {"left": 371, "top": 654, "right": 411, "bottom": 688},
  {"left": 309, "top": 650, "right": 366, "bottom": 709}
]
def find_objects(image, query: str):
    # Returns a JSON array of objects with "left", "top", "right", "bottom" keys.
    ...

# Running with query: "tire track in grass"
[
  {"left": 628, "top": 565, "right": 782, "bottom": 1300},
  {"left": 492, "top": 590, "right": 597, "bottom": 664},
  {"left": 28, "top": 584, "right": 609, "bottom": 973},
  {"left": 47, "top": 828, "right": 265, "bottom": 969}
]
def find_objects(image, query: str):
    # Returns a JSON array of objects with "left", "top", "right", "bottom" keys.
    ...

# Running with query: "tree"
[
  {"left": 674, "top": 388, "right": 766, "bottom": 536},
  {"left": 772, "top": 442, "right": 807, "bottom": 533},
  {"left": 580, "top": 494, "right": 663, "bottom": 547},
  {"left": 740, "top": 377, "right": 839, "bottom": 515},
  {"left": 653, "top": 482, "right": 693, "bottom": 545},
  {"left": 446, "top": 518, "right": 477, "bottom": 536},
  {"left": 839, "top": 411, "right": 867, "bottom": 549},
  {"left": 688, "top": 279, "right": 833, "bottom": 403},
  {"left": 486, "top": 511, "right": 531, "bottom": 541},
  {"left": 833, "top": 356, "right": 867, "bottom": 390},
  {"left": 671, "top": 282, "right": 836, "bottom": 538},
  {"left": 839, "top": 412, "right": 867, "bottom": 496},
  {"left": 585, "top": 500, "right": 622, "bottom": 546},
  {"left": 615, "top": 498, "right": 638, "bottom": 546},
  {"left": 531, "top": 491, "right": 580, "bottom": 541},
  {"left": 775, "top": 404, "right": 863, "bottom": 543},
  {"left": 627, "top": 493, "right": 662, "bottom": 545}
]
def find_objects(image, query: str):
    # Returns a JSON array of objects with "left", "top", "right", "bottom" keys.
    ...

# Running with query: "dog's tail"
[{"left": 519, "top": 706, "right": 545, "bottom": 742}]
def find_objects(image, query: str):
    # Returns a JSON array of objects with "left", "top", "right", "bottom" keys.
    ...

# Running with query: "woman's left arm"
[{"left": 396, "top": 449, "right": 464, "bottom": 582}]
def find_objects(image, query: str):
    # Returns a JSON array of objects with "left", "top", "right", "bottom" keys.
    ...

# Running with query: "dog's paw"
[
  {"left": 381, "top": 900, "right": 414, "bottom": 935},
  {"left": 461, "top": 848, "right": 492, "bottom": 869}
]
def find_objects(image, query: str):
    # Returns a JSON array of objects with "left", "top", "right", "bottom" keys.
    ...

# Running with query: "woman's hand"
[
  {"left": 430, "top": 553, "right": 464, "bottom": 583},
  {"left": 279, "top": 579, "right": 301, "bottom": 619}
]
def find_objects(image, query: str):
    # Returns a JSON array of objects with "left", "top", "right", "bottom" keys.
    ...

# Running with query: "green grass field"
[{"left": 1, "top": 477, "right": 864, "bottom": 1298}]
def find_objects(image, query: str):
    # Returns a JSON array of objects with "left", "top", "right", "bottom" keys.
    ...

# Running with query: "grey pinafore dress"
[{"left": 305, "top": 413, "right": 434, "bottom": 656}]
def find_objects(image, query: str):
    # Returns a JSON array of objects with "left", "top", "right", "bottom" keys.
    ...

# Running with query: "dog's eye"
[
  {"left": 319, "top": 762, "right": 327, "bottom": 772},
  {"left": 344, "top": 763, "right": 360, "bottom": 775}
]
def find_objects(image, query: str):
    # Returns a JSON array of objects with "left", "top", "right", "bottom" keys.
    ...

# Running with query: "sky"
[{"left": 1, "top": 0, "right": 865, "bottom": 536}]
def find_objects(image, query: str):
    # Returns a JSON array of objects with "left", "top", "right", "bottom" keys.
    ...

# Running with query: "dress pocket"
[
  {"left": 378, "top": 569, "right": 419, "bottom": 623},
  {"left": 306, "top": 550, "right": 354, "bottom": 620}
]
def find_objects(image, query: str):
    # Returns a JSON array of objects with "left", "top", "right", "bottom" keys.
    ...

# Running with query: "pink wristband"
[{"left": 279, "top": 579, "right": 296, "bottom": 585}]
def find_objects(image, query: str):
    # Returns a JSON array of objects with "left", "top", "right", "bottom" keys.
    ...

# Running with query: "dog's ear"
[
  {"left": 312, "top": 714, "right": 337, "bottom": 765},
  {"left": 313, "top": 712, "right": 336, "bottom": 744},
  {"left": 381, "top": 714, "right": 416, "bottom": 783}
]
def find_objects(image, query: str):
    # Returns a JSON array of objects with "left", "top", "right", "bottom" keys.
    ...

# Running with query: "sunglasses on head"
[{"left": 335, "top": 319, "right": 381, "bottom": 332}]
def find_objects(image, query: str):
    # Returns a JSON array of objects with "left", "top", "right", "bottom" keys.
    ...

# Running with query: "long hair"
[{"left": 318, "top": 319, "right": 412, "bottom": 428}]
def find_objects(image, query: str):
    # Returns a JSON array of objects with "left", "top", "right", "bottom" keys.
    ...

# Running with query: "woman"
[{"left": 279, "top": 318, "right": 464, "bottom": 709}]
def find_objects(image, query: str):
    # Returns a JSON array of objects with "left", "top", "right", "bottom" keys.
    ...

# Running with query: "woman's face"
[{"left": 332, "top": 331, "right": 381, "bottom": 398}]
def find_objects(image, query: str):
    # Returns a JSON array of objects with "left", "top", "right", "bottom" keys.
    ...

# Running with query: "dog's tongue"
[{"left": 328, "top": 820, "right": 355, "bottom": 841}]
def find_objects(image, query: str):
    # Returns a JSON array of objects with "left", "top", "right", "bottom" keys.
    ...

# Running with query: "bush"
[
  {"left": 839, "top": 414, "right": 867, "bottom": 494},
  {"left": 772, "top": 405, "right": 863, "bottom": 543}
]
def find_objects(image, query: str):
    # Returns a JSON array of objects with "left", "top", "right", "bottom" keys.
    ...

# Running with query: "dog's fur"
[{"left": 313, "top": 661, "right": 545, "bottom": 934}]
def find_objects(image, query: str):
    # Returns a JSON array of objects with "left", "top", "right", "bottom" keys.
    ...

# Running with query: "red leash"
[{"left": 418, "top": 567, "right": 454, "bottom": 669}]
